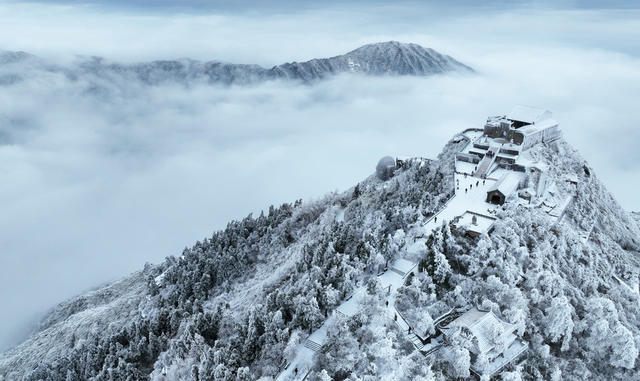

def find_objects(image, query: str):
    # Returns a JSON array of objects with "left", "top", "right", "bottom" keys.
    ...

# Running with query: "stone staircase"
[
  {"left": 474, "top": 144, "right": 499, "bottom": 178},
  {"left": 408, "top": 334, "right": 425, "bottom": 351},
  {"left": 303, "top": 339, "right": 322, "bottom": 352},
  {"left": 389, "top": 266, "right": 406, "bottom": 277}
]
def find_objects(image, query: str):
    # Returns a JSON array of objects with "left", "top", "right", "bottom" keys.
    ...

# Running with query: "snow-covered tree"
[{"left": 545, "top": 295, "right": 574, "bottom": 351}]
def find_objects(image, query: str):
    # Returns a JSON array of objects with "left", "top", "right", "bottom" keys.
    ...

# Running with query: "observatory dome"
[{"left": 376, "top": 156, "right": 396, "bottom": 180}]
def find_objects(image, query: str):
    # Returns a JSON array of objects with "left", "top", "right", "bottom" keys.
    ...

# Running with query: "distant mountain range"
[{"left": 0, "top": 41, "right": 472, "bottom": 86}]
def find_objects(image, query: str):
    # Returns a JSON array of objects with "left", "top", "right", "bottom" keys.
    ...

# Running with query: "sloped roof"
[
  {"left": 507, "top": 105, "right": 552, "bottom": 124},
  {"left": 441, "top": 307, "right": 517, "bottom": 354},
  {"left": 487, "top": 172, "right": 523, "bottom": 197}
]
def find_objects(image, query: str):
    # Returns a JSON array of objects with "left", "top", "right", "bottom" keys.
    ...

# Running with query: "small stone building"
[
  {"left": 486, "top": 172, "right": 523, "bottom": 205},
  {"left": 455, "top": 211, "right": 496, "bottom": 237}
]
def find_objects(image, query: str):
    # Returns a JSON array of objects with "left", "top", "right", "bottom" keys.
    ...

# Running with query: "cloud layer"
[{"left": 0, "top": 2, "right": 639, "bottom": 351}]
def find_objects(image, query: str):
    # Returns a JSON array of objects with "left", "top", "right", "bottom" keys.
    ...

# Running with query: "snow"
[
  {"left": 488, "top": 172, "right": 524, "bottom": 196},
  {"left": 487, "top": 166, "right": 510, "bottom": 181},
  {"left": 461, "top": 129, "right": 484, "bottom": 142},
  {"left": 440, "top": 307, "right": 516, "bottom": 355},
  {"left": 456, "top": 160, "right": 477, "bottom": 176},
  {"left": 506, "top": 105, "right": 551, "bottom": 124},
  {"left": 406, "top": 238, "right": 427, "bottom": 256},
  {"left": 456, "top": 211, "right": 496, "bottom": 235},
  {"left": 276, "top": 346, "right": 315, "bottom": 381},
  {"left": 378, "top": 271, "right": 406, "bottom": 293},
  {"left": 154, "top": 271, "right": 166, "bottom": 286},
  {"left": 518, "top": 118, "right": 559, "bottom": 136},
  {"left": 612, "top": 275, "right": 640, "bottom": 296},
  {"left": 549, "top": 195, "right": 572, "bottom": 218},
  {"left": 390, "top": 258, "right": 416, "bottom": 275},
  {"left": 336, "top": 289, "right": 366, "bottom": 317},
  {"left": 422, "top": 172, "right": 499, "bottom": 234},
  {"left": 480, "top": 339, "right": 528, "bottom": 376}
]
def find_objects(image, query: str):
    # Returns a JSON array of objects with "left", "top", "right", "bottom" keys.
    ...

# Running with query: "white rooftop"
[
  {"left": 507, "top": 105, "right": 552, "bottom": 124},
  {"left": 441, "top": 307, "right": 516, "bottom": 355},
  {"left": 488, "top": 171, "right": 523, "bottom": 196},
  {"left": 456, "top": 211, "right": 496, "bottom": 235},
  {"left": 518, "top": 117, "right": 559, "bottom": 136}
]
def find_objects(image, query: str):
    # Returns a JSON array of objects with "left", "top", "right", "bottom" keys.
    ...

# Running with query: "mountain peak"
[
  {"left": 349, "top": 40, "right": 423, "bottom": 52},
  {"left": 336, "top": 41, "right": 473, "bottom": 76},
  {"left": 0, "top": 50, "right": 37, "bottom": 65}
]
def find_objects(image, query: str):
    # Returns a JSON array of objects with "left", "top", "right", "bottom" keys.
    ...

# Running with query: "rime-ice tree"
[
  {"left": 433, "top": 252, "right": 452, "bottom": 287},
  {"left": 545, "top": 295, "right": 574, "bottom": 351},
  {"left": 442, "top": 344, "right": 471, "bottom": 378},
  {"left": 580, "top": 297, "right": 638, "bottom": 370}
]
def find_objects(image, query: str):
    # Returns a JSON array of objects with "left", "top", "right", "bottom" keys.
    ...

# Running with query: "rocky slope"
[
  {"left": 0, "top": 41, "right": 472, "bottom": 87},
  {"left": 1, "top": 134, "right": 640, "bottom": 380}
]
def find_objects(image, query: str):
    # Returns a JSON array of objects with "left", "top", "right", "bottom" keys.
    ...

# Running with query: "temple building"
[
  {"left": 438, "top": 307, "right": 528, "bottom": 377},
  {"left": 483, "top": 105, "right": 561, "bottom": 151}
]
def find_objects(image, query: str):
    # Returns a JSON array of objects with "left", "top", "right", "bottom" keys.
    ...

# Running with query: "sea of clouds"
[{"left": 0, "top": 1, "right": 639, "bottom": 351}]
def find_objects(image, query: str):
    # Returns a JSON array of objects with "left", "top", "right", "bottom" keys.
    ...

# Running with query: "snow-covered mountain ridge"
[
  {"left": 0, "top": 41, "right": 472, "bottom": 87},
  {"left": 2, "top": 116, "right": 640, "bottom": 380}
]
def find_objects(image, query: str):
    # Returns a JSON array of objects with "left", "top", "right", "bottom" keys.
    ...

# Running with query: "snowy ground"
[{"left": 421, "top": 172, "right": 498, "bottom": 235}]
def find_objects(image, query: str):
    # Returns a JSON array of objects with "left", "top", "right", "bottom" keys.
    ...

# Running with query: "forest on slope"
[{"left": 2, "top": 134, "right": 640, "bottom": 380}]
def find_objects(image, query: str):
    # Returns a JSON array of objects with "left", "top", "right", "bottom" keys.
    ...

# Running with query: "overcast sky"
[{"left": 0, "top": 0, "right": 639, "bottom": 351}]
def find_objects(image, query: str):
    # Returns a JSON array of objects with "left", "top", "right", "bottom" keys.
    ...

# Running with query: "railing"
[
  {"left": 434, "top": 309, "right": 460, "bottom": 331},
  {"left": 422, "top": 192, "right": 457, "bottom": 227}
]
